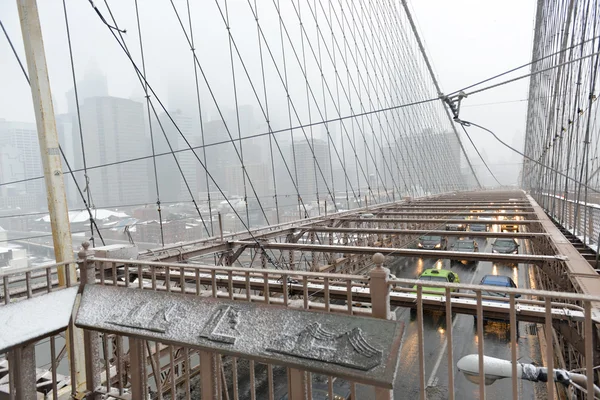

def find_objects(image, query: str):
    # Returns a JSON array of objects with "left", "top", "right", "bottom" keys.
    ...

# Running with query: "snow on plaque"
[
  {"left": 199, "top": 305, "right": 240, "bottom": 344},
  {"left": 107, "top": 302, "right": 180, "bottom": 334},
  {"left": 266, "top": 322, "right": 382, "bottom": 370}
]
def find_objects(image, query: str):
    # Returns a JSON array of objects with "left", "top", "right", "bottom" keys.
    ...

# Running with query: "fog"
[{"left": 0, "top": 0, "right": 535, "bottom": 248}]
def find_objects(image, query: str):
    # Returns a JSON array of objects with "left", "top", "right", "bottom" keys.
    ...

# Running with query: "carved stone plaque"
[
  {"left": 107, "top": 302, "right": 180, "bottom": 333},
  {"left": 76, "top": 285, "right": 403, "bottom": 388},
  {"left": 266, "top": 322, "right": 382, "bottom": 371},
  {"left": 199, "top": 305, "right": 240, "bottom": 344}
]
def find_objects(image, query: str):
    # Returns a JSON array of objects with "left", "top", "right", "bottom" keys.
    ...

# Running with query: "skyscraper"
[
  {"left": 294, "top": 139, "right": 331, "bottom": 202},
  {"left": 153, "top": 110, "right": 201, "bottom": 203},
  {"left": 0, "top": 119, "right": 45, "bottom": 209},
  {"left": 80, "top": 96, "right": 149, "bottom": 207}
]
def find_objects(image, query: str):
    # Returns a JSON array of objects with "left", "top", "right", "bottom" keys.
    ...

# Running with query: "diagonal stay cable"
[
  {"left": 294, "top": 0, "right": 399, "bottom": 200},
  {"left": 211, "top": 0, "right": 345, "bottom": 212},
  {"left": 63, "top": 0, "right": 98, "bottom": 245},
  {"left": 459, "top": 124, "right": 502, "bottom": 186},
  {"left": 100, "top": 0, "right": 211, "bottom": 238},
  {"left": 457, "top": 119, "right": 600, "bottom": 194},
  {"left": 0, "top": 96, "right": 439, "bottom": 191},
  {"left": 2, "top": 15, "right": 105, "bottom": 246},
  {"left": 134, "top": 0, "right": 165, "bottom": 247},
  {"left": 88, "top": 0, "right": 284, "bottom": 268},
  {"left": 448, "top": 33, "right": 600, "bottom": 97},
  {"left": 266, "top": 0, "right": 386, "bottom": 203},
  {"left": 168, "top": 0, "right": 276, "bottom": 224}
]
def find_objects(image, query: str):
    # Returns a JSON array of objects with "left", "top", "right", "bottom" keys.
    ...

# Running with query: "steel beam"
[
  {"left": 335, "top": 217, "right": 540, "bottom": 225},
  {"left": 379, "top": 206, "right": 534, "bottom": 211},
  {"left": 301, "top": 227, "right": 548, "bottom": 238},
  {"left": 232, "top": 241, "right": 564, "bottom": 264},
  {"left": 372, "top": 211, "right": 536, "bottom": 217}
]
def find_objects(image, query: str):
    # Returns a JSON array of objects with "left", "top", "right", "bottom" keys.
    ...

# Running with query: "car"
[
  {"left": 492, "top": 238, "right": 519, "bottom": 254},
  {"left": 500, "top": 216, "right": 519, "bottom": 232},
  {"left": 412, "top": 268, "right": 461, "bottom": 294},
  {"left": 469, "top": 222, "right": 488, "bottom": 232},
  {"left": 410, "top": 268, "right": 461, "bottom": 318},
  {"left": 417, "top": 235, "right": 448, "bottom": 250},
  {"left": 473, "top": 275, "right": 521, "bottom": 335},
  {"left": 450, "top": 238, "right": 479, "bottom": 265},
  {"left": 446, "top": 216, "right": 467, "bottom": 231}
]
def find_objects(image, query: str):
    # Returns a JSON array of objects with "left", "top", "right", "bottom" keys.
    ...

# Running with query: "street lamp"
[{"left": 457, "top": 354, "right": 600, "bottom": 398}]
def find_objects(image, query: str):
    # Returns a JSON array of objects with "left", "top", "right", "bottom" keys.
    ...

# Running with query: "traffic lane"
[
  {"left": 384, "top": 239, "right": 482, "bottom": 399},
  {"left": 431, "top": 238, "right": 543, "bottom": 399},
  {"left": 431, "top": 263, "right": 542, "bottom": 399},
  {"left": 383, "top": 237, "right": 541, "bottom": 399}
]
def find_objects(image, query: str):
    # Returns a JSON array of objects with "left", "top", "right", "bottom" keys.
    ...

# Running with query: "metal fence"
[
  {"left": 541, "top": 193, "right": 600, "bottom": 250},
  {"left": 1, "top": 252, "right": 599, "bottom": 399}
]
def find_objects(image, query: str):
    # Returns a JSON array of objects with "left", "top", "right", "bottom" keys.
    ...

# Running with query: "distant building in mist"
[
  {"left": 80, "top": 96, "right": 149, "bottom": 207},
  {"left": 395, "top": 130, "right": 463, "bottom": 193},
  {"left": 0, "top": 119, "right": 45, "bottom": 209},
  {"left": 294, "top": 139, "right": 331, "bottom": 202},
  {"left": 224, "top": 163, "right": 273, "bottom": 199},
  {"left": 153, "top": 110, "right": 200, "bottom": 203},
  {"left": 65, "top": 68, "right": 109, "bottom": 115}
]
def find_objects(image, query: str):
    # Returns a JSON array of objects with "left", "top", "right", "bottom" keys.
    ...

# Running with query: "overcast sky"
[
  {"left": 410, "top": 0, "right": 536, "bottom": 184},
  {"left": 0, "top": 0, "right": 536, "bottom": 187}
]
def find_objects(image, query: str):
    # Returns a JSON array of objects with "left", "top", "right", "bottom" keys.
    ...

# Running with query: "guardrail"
[
  {"left": 1, "top": 252, "right": 599, "bottom": 399},
  {"left": 540, "top": 192, "right": 600, "bottom": 251}
]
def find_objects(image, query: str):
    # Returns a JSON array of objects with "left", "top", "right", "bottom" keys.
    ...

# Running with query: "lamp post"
[{"left": 457, "top": 354, "right": 600, "bottom": 398}]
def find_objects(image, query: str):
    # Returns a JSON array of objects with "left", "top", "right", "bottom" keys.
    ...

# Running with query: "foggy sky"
[
  {"left": 410, "top": 0, "right": 535, "bottom": 185},
  {"left": 0, "top": 0, "right": 535, "bottom": 188}
]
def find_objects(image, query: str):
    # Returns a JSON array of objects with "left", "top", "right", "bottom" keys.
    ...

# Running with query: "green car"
[
  {"left": 413, "top": 268, "right": 460, "bottom": 293},
  {"left": 410, "top": 268, "right": 461, "bottom": 318},
  {"left": 413, "top": 268, "right": 461, "bottom": 295}
]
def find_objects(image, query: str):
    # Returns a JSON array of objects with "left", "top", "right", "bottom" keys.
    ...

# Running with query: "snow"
[
  {"left": 0, "top": 287, "right": 78, "bottom": 352},
  {"left": 38, "top": 209, "right": 129, "bottom": 223}
]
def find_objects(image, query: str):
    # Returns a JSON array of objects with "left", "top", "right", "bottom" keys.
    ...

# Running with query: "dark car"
[
  {"left": 492, "top": 238, "right": 519, "bottom": 254},
  {"left": 450, "top": 238, "right": 479, "bottom": 265},
  {"left": 469, "top": 223, "right": 488, "bottom": 232},
  {"left": 417, "top": 235, "right": 448, "bottom": 250},
  {"left": 446, "top": 216, "right": 467, "bottom": 231},
  {"left": 474, "top": 275, "right": 521, "bottom": 335}
]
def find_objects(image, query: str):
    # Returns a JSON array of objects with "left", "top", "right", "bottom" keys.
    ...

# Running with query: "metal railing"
[
  {"left": 541, "top": 192, "right": 600, "bottom": 251},
  {"left": 1, "top": 253, "right": 599, "bottom": 399}
]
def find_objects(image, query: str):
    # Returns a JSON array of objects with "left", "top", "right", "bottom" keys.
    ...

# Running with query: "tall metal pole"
[{"left": 16, "top": 0, "right": 87, "bottom": 392}]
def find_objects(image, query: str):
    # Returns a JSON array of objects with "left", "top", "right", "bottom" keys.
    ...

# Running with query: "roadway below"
[{"left": 381, "top": 235, "right": 546, "bottom": 399}]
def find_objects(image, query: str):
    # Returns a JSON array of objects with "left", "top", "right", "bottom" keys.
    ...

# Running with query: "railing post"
[
  {"left": 200, "top": 351, "right": 218, "bottom": 399},
  {"left": 8, "top": 344, "right": 36, "bottom": 400},
  {"left": 370, "top": 253, "right": 390, "bottom": 319},
  {"left": 288, "top": 368, "right": 307, "bottom": 400},
  {"left": 129, "top": 338, "right": 147, "bottom": 399},
  {"left": 370, "top": 253, "right": 392, "bottom": 400},
  {"left": 78, "top": 242, "right": 101, "bottom": 399}
]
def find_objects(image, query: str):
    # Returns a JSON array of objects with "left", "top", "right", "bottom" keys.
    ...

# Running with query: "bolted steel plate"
[{"left": 76, "top": 285, "right": 404, "bottom": 388}]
